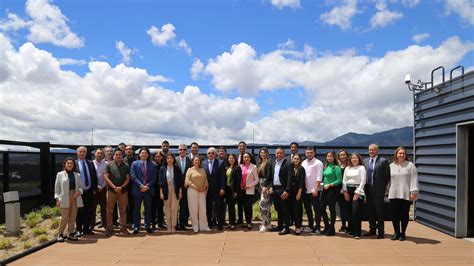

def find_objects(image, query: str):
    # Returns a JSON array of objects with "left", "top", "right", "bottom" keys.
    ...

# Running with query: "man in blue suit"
[
  {"left": 203, "top": 147, "right": 226, "bottom": 230},
  {"left": 130, "top": 147, "right": 158, "bottom": 234}
]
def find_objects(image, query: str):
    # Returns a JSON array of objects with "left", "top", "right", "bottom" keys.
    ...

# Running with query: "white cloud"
[
  {"left": 278, "top": 39, "right": 296, "bottom": 50},
  {"left": 370, "top": 1, "right": 403, "bottom": 28},
  {"left": 412, "top": 33, "right": 430, "bottom": 44},
  {"left": 445, "top": 0, "right": 474, "bottom": 25},
  {"left": 401, "top": 0, "right": 420, "bottom": 8},
  {"left": 146, "top": 24, "right": 176, "bottom": 47},
  {"left": 203, "top": 36, "right": 474, "bottom": 142},
  {"left": 190, "top": 58, "right": 204, "bottom": 80},
  {"left": 115, "top": 41, "right": 135, "bottom": 65},
  {"left": 58, "top": 58, "right": 87, "bottom": 66},
  {"left": 0, "top": 33, "right": 259, "bottom": 144},
  {"left": 271, "top": 0, "right": 301, "bottom": 9},
  {"left": 320, "top": 0, "right": 360, "bottom": 30},
  {"left": 0, "top": 0, "right": 84, "bottom": 48},
  {"left": 147, "top": 23, "right": 192, "bottom": 55}
]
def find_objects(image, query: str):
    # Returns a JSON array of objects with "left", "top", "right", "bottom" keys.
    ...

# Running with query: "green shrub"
[
  {"left": 32, "top": 227, "right": 48, "bottom": 236},
  {"left": 23, "top": 241, "right": 32, "bottom": 250},
  {"left": 52, "top": 207, "right": 62, "bottom": 217},
  {"left": 25, "top": 212, "right": 42, "bottom": 228},
  {"left": 0, "top": 238, "right": 13, "bottom": 250},
  {"left": 39, "top": 206, "right": 55, "bottom": 219},
  {"left": 0, "top": 224, "right": 6, "bottom": 233},
  {"left": 38, "top": 235, "right": 49, "bottom": 243},
  {"left": 50, "top": 219, "right": 60, "bottom": 230}
]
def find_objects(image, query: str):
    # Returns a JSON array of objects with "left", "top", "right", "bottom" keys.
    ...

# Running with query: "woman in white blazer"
[
  {"left": 240, "top": 152, "right": 259, "bottom": 229},
  {"left": 54, "top": 158, "right": 84, "bottom": 242}
]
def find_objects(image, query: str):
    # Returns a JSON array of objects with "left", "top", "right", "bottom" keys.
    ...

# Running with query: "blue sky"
[{"left": 0, "top": 0, "right": 473, "bottom": 145}]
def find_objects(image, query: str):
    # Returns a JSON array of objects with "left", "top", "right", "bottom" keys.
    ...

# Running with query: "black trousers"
[
  {"left": 272, "top": 186, "right": 290, "bottom": 229},
  {"left": 244, "top": 194, "right": 254, "bottom": 225},
  {"left": 303, "top": 192, "right": 324, "bottom": 230},
  {"left": 206, "top": 189, "right": 225, "bottom": 227},
  {"left": 290, "top": 193, "right": 303, "bottom": 229},
  {"left": 178, "top": 187, "right": 189, "bottom": 228},
  {"left": 365, "top": 185, "right": 385, "bottom": 235},
  {"left": 224, "top": 186, "right": 236, "bottom": 225},
  {"left": 320, "top": 186, "right": 338, "bottom": 230},
  {"left": 151, "top": 186, "right": 165, "bottom": 227},
  {"left": 346, "top": 187, "right": 362, "bottom": 236},
  {"left": 126, "top": 192, "right": 134, "bottom": 225},
  {"left": 390, "top": 198, "right": 411, "bottom": 234},
  {"left": 336, "top": 184, "right": 349, "bottom": 228},
  {"left": 237, "top": 192, "right": 244, "bottom": 224},
  {"left": 76, "top": 189, "right": 93, "bottom": 233}
]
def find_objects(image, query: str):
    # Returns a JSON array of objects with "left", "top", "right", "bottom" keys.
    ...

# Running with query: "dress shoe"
[
  {"left": 133, "top": 229, "right": 139, "bottom": 235},
  {"left": 159, "top": 224, "right": 167, "bottom": 229},
  {"left": 278, "top": 228, "right": 290, "bottom": 235},
  {"left": 339, "top": 226, "right": 347, "bottom": 232},
  {"left": 377, "top": 234, "right": 385, "bottom": 239},
  {"left": 399, "top": 233, "right": 406, "bottom": 241},
  {"left": 119, "top": 228, "right": 129, "bottom": 235},
  {"left": 217, "top": 225, "right": 224, "bottom": 231},
  {"left": 146, "top": 228, "right": 154, "bottom": 234},
  {"left": 295, "top": 228, "right": 302, "bottom": 235},
  {"left": 325, "top": 227, "right": 335, "bottom": 236},
  {"left": 270, "top": 226, "right": 283, "bottom": 232},
  {"left": 230, "top": 225, "right": 235, "bottom": 230},
  {"left": 311, "top": 228, "right": 321, "bottom": 235},
  {"left": 391, "top": 233, "right": 401, "bottom": 241},
  {"left": 83, "top": 230, "right": 95, "bottom": 235},
  {"left": 364, "top": 230, "right": 376, "bottom": 236},
  {"left": 247, "top": 224, "right": 252, "bottom": 230}
]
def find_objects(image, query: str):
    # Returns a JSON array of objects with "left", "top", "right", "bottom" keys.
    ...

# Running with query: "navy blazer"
[
  {"left": 363, "top": 156, "right": 390, "bottom": 198},
  {"left": 202, "top": 158, "right": 225, "bottom": 193},
  {"left": 74, "top": 159, "right": 98, "bottom": 193},
  {"left": 159, "top": 165, "right": 184, "bottom": 201},
  {"left": 175, "top": 156, "right": 192, "bottom": 176},
  {"left": 267, "top": 158, "right": 290, "bottom": 192},
  {"left": 130, "top": 160, "right": 158, "bottom": 196}
]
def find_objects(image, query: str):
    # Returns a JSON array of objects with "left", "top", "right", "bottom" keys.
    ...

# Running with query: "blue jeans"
[{"left": 133, "top": 192, "right": 153, "bottom": 230}]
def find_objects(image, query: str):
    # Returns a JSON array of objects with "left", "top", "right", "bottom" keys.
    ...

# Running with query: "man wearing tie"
[
  {"left": 75, "top": 146, "right": 98, "bottom": 236},
  {"left": 203, "top": 147, "right": 226, "bottom": 230},
  {"left": 176, "top": 144, "right": 192, "bottom": 230},
  {"left": 363, "top": 144, "right": 391, "bottom": 239},
  {"left": 130, "top": 147, "right": 158, "bottom": 234}
]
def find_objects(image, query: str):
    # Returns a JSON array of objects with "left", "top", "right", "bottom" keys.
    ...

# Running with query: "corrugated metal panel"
[{"left": 413, "top": 70, "right": 474, "bottom": 236}]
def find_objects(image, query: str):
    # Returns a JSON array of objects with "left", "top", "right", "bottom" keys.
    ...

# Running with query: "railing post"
[
  {"left": 3, "top": 153, "right": 9, "bottom": 193},
  {"left": 39, "top": 142, "right": 51, "bottom": 205}
]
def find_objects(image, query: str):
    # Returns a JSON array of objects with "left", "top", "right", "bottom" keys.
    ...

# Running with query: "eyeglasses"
[
  {"left": 179, "top": 149, "right": 186, "bottom": 151},
  {"left": 207, "top": 152, "right": 215, "bottom": 154}
]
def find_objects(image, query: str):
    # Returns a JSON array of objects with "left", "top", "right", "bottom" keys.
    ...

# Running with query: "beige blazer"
[
  {"left": 54, "top": 171, "right": 84, "bottom": 208},
  {"left": 242, "top": 164, "right": 259, "bottom": 195}
]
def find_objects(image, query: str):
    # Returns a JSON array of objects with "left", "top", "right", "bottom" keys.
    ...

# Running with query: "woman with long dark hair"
[
  {"left": 151, "top": 151, "right": 165, "bottom": 230},
  {"left": 224, "top": 153, "right": 241, "bottom": 230},
  {"left": 288, "top": 154, "right": 305, "bottom": 235},
  {"left": 320, "top": 151, "right": 342, "bottom": 236},
  {"left": 240, "top": 152, "right": 259, "bottom": 230},
  {"left": 389, "top": 147, "right": 419, "bottom": 241},
  {"left": 159, "top": 154, "right": 183, "bottom": 233},
  {"left": 337, "top": 149, "right": 350, "bottom": 233},
  {"left": 257, "top": 148, "right": 272, "bottom": 233}
]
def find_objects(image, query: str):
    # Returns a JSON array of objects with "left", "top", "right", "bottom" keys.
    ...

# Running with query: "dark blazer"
[
  {"left": 266, "top": 158, "right": 290, "bottom": 192},
  {"left": 202, "top": 158, "right": 225, "bottom": 192},
  {"left": 74, "top": 159, "right": 98, "bottom": 193},
  {"left": 123, "top": 155, "right": 137, "bottom": 167},
  {"left": 224, "top": 165, "right": 242, "bottom": 194},
  {"left": 130, "top": 160, "right": 158, "bottom": 196},
  {"left": 175, "top": 156, "right": 192, "bottom": 176},
  {"left": 363, "top": 156, "right": 390, "bottom": 197},
  {"left": 288, "top": 166, "right": 306, "bottom": 194},
  {"left": 158, "top": 165, "right": 184, "bottom": 201}
]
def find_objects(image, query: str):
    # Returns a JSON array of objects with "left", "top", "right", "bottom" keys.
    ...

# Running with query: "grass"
[
  {"left": 23, "top": 241, "right": 32, "bottom": 250},
  {"left": 24, "top": 212, "right": 42, "bottom": 228},
  {"left": 50, "top": 219, "right": 60, "bottom": 230},
  {"left": 39, "top": 206, "right": 60, "bottom": 219},
  {"left": 0, "top": 224, "right": 5, "bottom": 234},
  {"left": 37, "top": 235, "right": 48, "bottom": 244},
  {"left": 32, "top": 227, "right": 48, "bottom": 236},
  {"left": 0, "top": 238, "right": 13, "bottom": 250}
]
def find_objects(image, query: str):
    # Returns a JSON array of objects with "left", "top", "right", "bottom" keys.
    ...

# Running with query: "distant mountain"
[{"left": 300, "top": 126, "right": 413, "bottom": 146}]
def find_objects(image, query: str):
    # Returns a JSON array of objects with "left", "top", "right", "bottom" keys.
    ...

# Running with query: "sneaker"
[
  {"left": 193, "top": 227, "right": 199, "bottom": 233},
  {"left": 354, "top": 235, "right": 360, "bottom": 239},
  {"left": 57, "top": 234, "right": 65, "bottom": 242},
  {"left": 259, "top": 226, "right": 267, "bottom": 233},
  {"left": 311, "top": 228, "right": 321, "bottom": 235},
  {"left": 201, "top": 227, "right": 211, "bottom": 232},
  {"left": 230, "top": 225, "right": 235, "bottom": 230},
  {"left": 295, "top": 228, "right": 302, "bottom": 235},
  {"left": 247, "top": 224, "right": 252, "bottom": 230},
  {"left": 67, "top": 233, "right": 79, "bottom": 241}
]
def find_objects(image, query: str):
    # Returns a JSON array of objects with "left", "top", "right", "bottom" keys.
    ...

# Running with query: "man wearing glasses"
[
  {"left": 203, "top": 147, "right": 226, "bottom": 230},
  {"left": 176, "top": 144, "right": 192, "bottom": 230}
]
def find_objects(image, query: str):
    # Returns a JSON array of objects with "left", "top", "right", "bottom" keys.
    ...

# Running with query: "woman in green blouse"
[{"left": 320, "top": 151, "right": 342, "bottom": 236}]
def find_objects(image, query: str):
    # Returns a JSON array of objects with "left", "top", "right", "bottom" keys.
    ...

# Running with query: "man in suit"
[
  {"left": 123, "top": 145, "right": 137, "bottom": 226},
  {"left": 75, "top": 146, "right": 98, "bottom": 236},
  {"left": 203, "top": 147, "right": 226, "bottom": 230},
  {"left": 363, "top": 144, "right": 391, "bottom": 239},
  {"left": 188, "top": 142, "right": 203, "bottom": 161},
  {"left": 267, "top": 147, "right": 291, "bottom": 235},
  {"left": 176, "top": 144, "right": 192, "bottom": 230},
  {"left": 130, "top": 147, "right": 158, "bottom": 234}
]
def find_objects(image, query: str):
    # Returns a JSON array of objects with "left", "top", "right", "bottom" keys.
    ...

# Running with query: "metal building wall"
[{"left": 414, "top": 70, "right": 474, "bottom": 236}]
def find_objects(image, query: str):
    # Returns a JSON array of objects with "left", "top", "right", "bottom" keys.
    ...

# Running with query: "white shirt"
[
  {"left": 93, "top": 159, "right": 107, "bottom": 189},
  {"left": 302, "top": 157, "right": 323, "bottom": 194},
  {"left": 166, "top": 166, "right": 174, "bottom": 182},
  {"left": 273, "top": 159, "right": 283, "bottom": 186},
  {"left": 342, "top": 165, "right": 367, "bottom": 195},
  {"left": 388, "top": 161, "right": 419, "bottom": 200}
]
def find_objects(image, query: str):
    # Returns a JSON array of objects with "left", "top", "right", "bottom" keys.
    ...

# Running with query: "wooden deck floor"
[{"left": 11, "top": 221, "right": 474, "bottom": 265}]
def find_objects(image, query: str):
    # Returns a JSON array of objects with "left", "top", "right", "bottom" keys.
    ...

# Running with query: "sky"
[{"left": 0, "top": 0, "right": 473, "bottom": 145}]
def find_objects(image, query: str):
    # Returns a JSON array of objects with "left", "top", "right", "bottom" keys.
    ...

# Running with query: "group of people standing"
[{"left": 53, "top": 141, "right": 419, "bottom": 242}]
